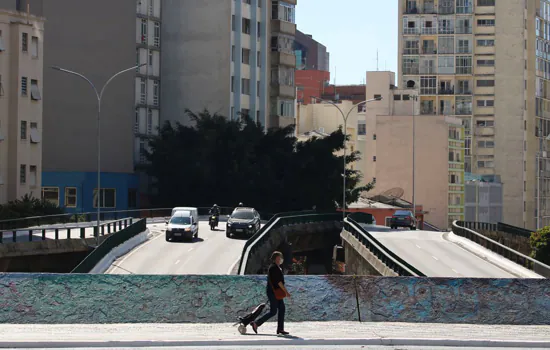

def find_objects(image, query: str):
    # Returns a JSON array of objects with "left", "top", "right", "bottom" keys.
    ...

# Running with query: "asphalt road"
[
  {"left": 106, "top": 221, "right": 247, "bottom": 275},
  {"left": 365, "top": 225, "right": 516, "bottom": 278},
  {"left": 29, "top": 347, "right": 538, "bottom": 350}
]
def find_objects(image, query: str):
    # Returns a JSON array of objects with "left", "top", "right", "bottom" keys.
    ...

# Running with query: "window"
[
  {"left": 478, "top": 160, "right": 494, "bottom": 168},
  {"left": 358, "top": 123, "right": 366, "bottom": 136},
  {"left": 438, "top": 36, "right": 454, "bottom": 54},
  {"left": 477, "top": 19, "right": 495, "bottom": 26},
  {"left": 20, "top": 164, "right": 26, "bottom": 184},
  {"left": 154, "top": 22, "right": 160, "bottom": 47},
  {"left": 128, "top": 189, "right": 138, "bottom": 209},
  {"left": 22, "top": 33, "right": 28, "bottom": 52},
  {"left": 139, "top": 141, "right": 146, "bottom": 163},
  {"left": 242, "top": 18, "right": 251, "bottom": 34},
  {"left": 148, "top": 50, "right": 153, "bottom": 67},
  {"left": 30, "top": 80, "right": 41, "bottom": 100},
  {"left": 31, "top": 36, "right": 38, "bottom": 58},
  {"left": 135, "top": 108, "right": 139, "bottom": 132},
  {"left": 232, "top": 15, "right": 236, "bottom": 31},
  {"left": 403, "top": 94, "right": 410, "bottom": 100},
  {"left": 20, "top": 121, "right": 27, "bottom": 140},
  {"left": 257, "top": 81, "right": 260, "bottom": 96},
  {"left": 374, "top": 94, "right": 382, "bottom": 99},
  {"left": 477, "top": 59, "right": 495, "bottom": 67},
  {"left": 29, "top": 166, "right": 37, "bottom": 187},
  {"left": 420, "top": 76, "right": 437, "bottom": 95},
  {"left": 231, "top": 76, "right": 235, "bottom": 92},
  {"left": 242, "top": 48, "right": 250, "bottom": 64},
  {"left": 153, "top": 80, "right": 159, "bottom": 106},
  {"left": 21, "top": 77, "right": 28, "bottom": 96},
  {"left": 271, "top": 67, "right": 294, "bottom": 86},
  {"left": 65, "top": 187, "right": 77, "bottom": 208},
  {"left": 476, "top": 120, "right": 494, "bottom": 127},
  {"left": 140, "top": 19, "right": 147, "bottom": 43},
  {"left": 231, "top": 45, "right": 235, "bottom": 62},
  {"left": 257, "top": 21, "right": 261, "bottom": 38},
  {"left": 243, "top": 0, "right": 251, "bottom": 3},
  {"left": 42, "top": 187, "right": 59, "bottom": 206},
  {"left": 240, "top": 108, "right": 250, "bottom": 121},
  {"left": 456, "top": 56, "right": 472, "bottom": 74},
  {"left": 257, "top": 51, "right": 261, "bottom": 67},
  {"left": 478, "top": 140, "right": 495, "bottom": 148},
  {"left": 30, "top": 122, "right": 40, "bottom": 143},
  {"left": 231, "top": 106, "right": 235, "bottom": 119},
  {"left": 272, "top": 1, "right": 295, "bottom": 23},
  {"left": 147, "top": 109, "right": 153, "bottom": 134},
  {"left": 477, "top": 0, "right": 495, "bottom": 5},
  {"left": 477, "top": 100, "right": 494, "bottom": 107},
  {"left": 93, "top": 188, "right": 116, "bottom": 208},
  {"left": 140, "top": 78, "right": 146, "bottom": 104},
  {"left": 394, "top": 94, "right": 401, "bottom": 101},
  {"left": 0, "top": 30, "right": 5, "bottom": 52},
  {"left": 373, "top": 156, "right": 377, "bottom": 162},
  {"left": 241, "top": 78, "right": 250, "bottom": 95},
  {"left": 256, "top": 110, "right": 260, "bottom": 123},
  {"left": 457, "top": 39, "right": 471, "bottom": 53},
  {"left": 277, "top": 100, "right": 294, "bottom": 117},
  {"left": 373, "top": 134, "right": 377, "bottom": 140},
  {"left": 477, "top": 39, "right": 495, "bottom": 46},
  {"left": 477, "top": 79, "right": 495, "bottom": 87}
]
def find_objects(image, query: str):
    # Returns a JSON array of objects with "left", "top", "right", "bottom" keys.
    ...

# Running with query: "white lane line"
[
  {"left": 432, "top": 256, "right": 439, "bottom": 261},
  {"left": 108, "top": 229, "right": 164, "bottom": 273},
  {"left": 415, "top": 244, "right": 422, "bottom": 249},
  {"left": 228, "top": 257, "right": 241, "bottom": 275},
  {"left": 175, "top": 260, "right": 181, "bottom": 265},
  {"left": 188, "top": 247, "right": 194, "bottom": 252},
  {"left": 452, "top": 268, "right": 459, "bottom": 274}
]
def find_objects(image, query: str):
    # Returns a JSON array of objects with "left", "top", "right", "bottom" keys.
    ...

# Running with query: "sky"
[{"left": 295, "top": 0, "right": 398, "bottom": 85}]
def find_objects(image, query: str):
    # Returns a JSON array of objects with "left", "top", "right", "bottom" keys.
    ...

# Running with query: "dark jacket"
[
  {"left": 209, "top": 207, "right": 220, "bottom": 216},
  {"left": 267, "top": 263, "right": 284, "bottom": 291}
]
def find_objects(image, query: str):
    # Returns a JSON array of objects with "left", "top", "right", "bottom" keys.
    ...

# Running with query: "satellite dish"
[{"left": 382, "top": 187, "right": 405, "bottom": 199}]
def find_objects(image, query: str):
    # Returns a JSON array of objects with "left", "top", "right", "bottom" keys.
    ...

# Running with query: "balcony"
[
  {"left": 271, "top": 51, "right": 296, "bottom": 68},
  {"left": 456, "top": 107, "right": 472, "bottom": 115},
  {"left": 421, "top": 106, "right": 435, "bottom": 115},
  {"left": 403, "top": 68, "right": 420, "bottom": 75},
  {"left": 270, "top": 84, "right": 296, "bottom": 99},
  {"left": 421, "top": 27, "right": 437, "bottom": 35},
  {"left": 404, "top": 27, "right": 420, "bottom": 35},
  {"left": 439, "top": 88, "right": 455, "bottom": 95},
  {"left": 421, "top": 47, "right": 437, "bottom": 54},
  {"left": 271, "top": 20, "right": 296, "bottom": 36},
  {"left": 456, "top": 67, "right": 473, "bottom": 75},
  {"left": 403, "top": 48, "right": 420, "bottom": 55},
  {"left": 456, "top": 89, "right": 472, "bottom": 95},
  {"left": 456, "top": 26, "right": 473, "bottom": 34},
  {"left": 438, "top": 27, "right": 455, "bottom": 34}
]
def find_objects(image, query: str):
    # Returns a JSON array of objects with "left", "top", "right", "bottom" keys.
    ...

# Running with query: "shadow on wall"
[{"left": 0, "top": 275, "right": 548, "bottom": 325}]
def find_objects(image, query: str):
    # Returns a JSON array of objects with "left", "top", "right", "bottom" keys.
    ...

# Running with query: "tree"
[
  {"left": 530, "top": 226, "right": 550, "bottom": 265},
  {"left": 146, "top": 110, "right": 375, "bottom": 214},
  {"left": 0, "top": 194, "right": 64, "bottom": 221}
]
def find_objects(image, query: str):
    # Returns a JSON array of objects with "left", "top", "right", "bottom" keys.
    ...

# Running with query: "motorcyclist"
[{"left": 209, "top": 204, "right": 220, "bottom": 216}]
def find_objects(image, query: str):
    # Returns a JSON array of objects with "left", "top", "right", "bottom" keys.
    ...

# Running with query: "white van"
[
  {"left": 172, "top": 207, "right": 199, "bottom": 222},
  {"left": 166, "top": 210, "right": 199, "bottom": 242}
]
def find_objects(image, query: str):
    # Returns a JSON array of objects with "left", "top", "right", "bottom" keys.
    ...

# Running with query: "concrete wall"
[{"left": 0, "top": 274, "right": 548, "bottom": 325}]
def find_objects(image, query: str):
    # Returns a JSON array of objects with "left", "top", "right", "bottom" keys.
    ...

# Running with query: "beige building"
[
  {"left": 362, "top": 71, "right": 465, "bottom": 229},
  {"left": 0, "top": 9, "right": 44, "bottom": 205},
  {"left": 398, "top": 0, "right": 549, "bottom": 229}
]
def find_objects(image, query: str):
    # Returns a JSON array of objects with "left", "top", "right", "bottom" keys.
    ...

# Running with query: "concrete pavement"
[
  {"left": 365, "top": 225, "right": 519, "bottom": 277},
  {"left": 106, "top": 221, "right": 246, "bottom": 275},
  {"left": 1, "top": 322, "right": 549, "bottom": 348}
]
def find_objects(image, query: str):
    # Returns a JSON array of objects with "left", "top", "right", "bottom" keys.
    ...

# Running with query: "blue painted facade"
[{"left": 41, "top": 171, "right": 139, "bottom": 213}]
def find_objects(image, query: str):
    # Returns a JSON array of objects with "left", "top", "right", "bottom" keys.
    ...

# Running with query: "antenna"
[
  {"left": 376, "top": 50, "right": 379, "bottom": 71},
  {"left": 26, "top": 3, "right": 30, "bottom": 24}
]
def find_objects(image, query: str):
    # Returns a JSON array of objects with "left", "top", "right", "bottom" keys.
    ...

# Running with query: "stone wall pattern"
[{"left": 0, "top": 274, "right": 548, "bottom": 325}]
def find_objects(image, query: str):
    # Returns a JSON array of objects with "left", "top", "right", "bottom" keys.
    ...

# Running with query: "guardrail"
[
  {"left": 344, "top": 217, "right": 426, "bottom": 277},
  {"left": 460, "top": 221, "right": 532, "bottom": 238},
  {"left": 452, "top": 221, "right": 550, "bottom": 278},
  {"left": 0, "top": 206, "right": 275, "bottom": 231},
  {"left": 0, "top": 217, "right": 135, "bottom": 244},
  {"left": 238, "top": 210, "right": 330, "bottom": 274},
  {"left": 71, "top": 219, "right": 147, "bottom": 273}
]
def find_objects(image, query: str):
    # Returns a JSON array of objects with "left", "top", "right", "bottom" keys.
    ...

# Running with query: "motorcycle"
[{"left": 209, "top": 214, "right": 219, "bottom": 230}]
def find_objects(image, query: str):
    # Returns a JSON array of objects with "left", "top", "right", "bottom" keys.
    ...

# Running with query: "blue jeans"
[{"left": 255, "top": 288, "right": 285, "bottom": 331}]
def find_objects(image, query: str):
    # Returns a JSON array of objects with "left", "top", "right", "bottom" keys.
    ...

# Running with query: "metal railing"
[
  {"left": 459, "top": 221, "right": 533, "bottom": 238},
  {"left": 344, "top": 217, "right": 425, "bottom": 277},
  {"left": 0, "top": 206, "right": 266, "bottom": 231},
  {"left": 452, "top": 221, "right": 550, "bottom": 278},
  {"left": 238, "top": 211, "right": 335, "bottom": 274},
  {"left": 0, "top": 217, "right": 134, "bottom": 244}
]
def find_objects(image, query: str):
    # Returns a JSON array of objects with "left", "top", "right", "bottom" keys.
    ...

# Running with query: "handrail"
[
  {"left": 344, "top": 217, "right": 425, "bottom": 277},
  {"left": 237, "top": 210, "right": 327, "bottom": 274},
  {"left": 452, "top": 221, "right": 550, "bottom": 278}
]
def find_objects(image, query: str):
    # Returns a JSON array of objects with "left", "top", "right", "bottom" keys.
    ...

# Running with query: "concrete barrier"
[{"left": 0, "top": 275, "right": 548, "bottom": 325}]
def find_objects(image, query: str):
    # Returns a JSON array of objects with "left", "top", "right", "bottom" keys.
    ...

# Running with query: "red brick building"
[
  {"left": 296, "top": 70, "right": 330, "bottom": 105},
  {"left": 321, "top": 84, "right": 366, "bottom": 105}
]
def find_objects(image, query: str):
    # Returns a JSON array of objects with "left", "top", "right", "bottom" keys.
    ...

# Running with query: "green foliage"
[
  {"left": 0, "top": 194, "right": 64, "bottom": 221},
  {"left": 146, "top": 109, "right": 375, "bottom": 214},
  {"left": 530, "top": 226, "right": 550, "bottom": 265}
]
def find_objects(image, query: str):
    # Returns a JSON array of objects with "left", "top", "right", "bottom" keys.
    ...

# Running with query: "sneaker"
[
  {"left": 277, "top": 330, "right": 289, "bottom": 335},
  {"left": 251, "top": 322, "right": 258, "bottom": 334}
]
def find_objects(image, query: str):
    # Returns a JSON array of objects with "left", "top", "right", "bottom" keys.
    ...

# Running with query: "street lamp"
[
  {"left": 411, "top": 94, "right": 418, "bottom": 220},
  {"left": 311, "top": 96, "right": 383, "bottom": 221},
  {"left": 52, "top": 63, "right": 146, "bottom": 246}
]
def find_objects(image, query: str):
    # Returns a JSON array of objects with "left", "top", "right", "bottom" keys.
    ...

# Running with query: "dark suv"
[
  {"left": 226, "top": 208, "right": 261, "bottom": 238},
  {"left": 390, "top": 210, "right": 417, "bottom": 230}
]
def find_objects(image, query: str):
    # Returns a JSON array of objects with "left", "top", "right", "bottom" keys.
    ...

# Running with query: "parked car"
[
  {"left": 390, "top": 210, "right": 417, "bottom": 230},
  {"left": 165, "top": 211, "right": 199, "bottom": 242},
  {"left": 226, "top": 207, "right": 261, "bottom": 238}
]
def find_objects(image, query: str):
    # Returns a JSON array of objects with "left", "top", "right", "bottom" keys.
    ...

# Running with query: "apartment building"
[
  {"left": 161, "top": 0, "right": 297, "bottom": 129},
  {"left": 0, "top": 0, "right": 162, "bottom": 212},
  {"left": 398, "top": 0, "right": 546, "bottom": 229},
  {"left": 295, "top": 30, "right": 330, "bottom": 71},
  {"left": 0, "top": 9, "right": 44, "bottom": 205},
  {"left": 361, "top": 71, "right": 465, "bottom": 229}
]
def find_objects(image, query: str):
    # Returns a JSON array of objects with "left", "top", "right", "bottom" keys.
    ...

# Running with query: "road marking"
[
  {"left": 108, "top": 229, "right": 163, "bottom": 274},
  {"left": 228, "top": 257, "right": 241, "bottom": 275},
  {"left": 175, "top": 260, "right": 181, "bottom": 265},
  {"left": 432, "top": 256, "right": 439, "bottom": 261},
  {"left": 452, "top": 268, "right": 459, "bottom": 274},
  {"left": 188, "top": 247, "right": 194, "bottom": 252},
  {"left": 415, "top": 244, "right": 422, "bottom": 249}
]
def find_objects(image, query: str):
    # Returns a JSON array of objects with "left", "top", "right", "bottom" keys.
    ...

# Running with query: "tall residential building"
[
  {"left": 161, "top": 0, "right": 297, "bottom": 129},
  {"left": 398, "top": 0, "right": 544, "bottom": 229},
  {"left": 0, "top": 9, "right": 45, "bottom": 205},
  {"left": 0, "top": 0, "right": 162, "bottom": 212},
  {"left": 294, "top": 30, "right": 330, "bottom": 71}
]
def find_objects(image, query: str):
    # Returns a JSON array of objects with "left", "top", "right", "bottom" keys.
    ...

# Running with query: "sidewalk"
[{"left": 1, "top": 322, "right": 549, "bottom": 348}]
